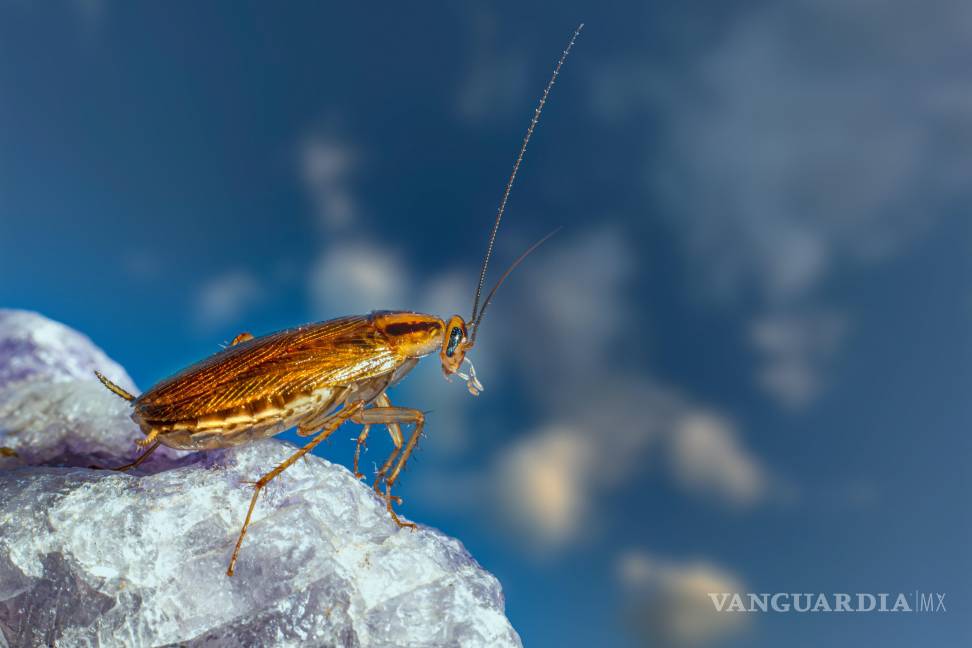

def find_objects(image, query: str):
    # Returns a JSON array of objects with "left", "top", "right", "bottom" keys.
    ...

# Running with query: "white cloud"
[
  {"left": 750, "top": 310, "right": 847, "bottom": 408},
  {"left": 486, "top": 380, "right": 778, "bottom": 549},
  {"left": 510, "top": 227, "right": 636, "bottom": 392},
  {"left": 300, "top": 133, "right": 358, "bottom": 231},
  {"left": 308, "top": 242, "right": 410, "bottom": 318},
  {"left": 617, "top": 550, "right": 747, "bottom": 648},
  {"left": 597, "top": 0, "right": 972, "bottom": 407},
  {"left": 193, "top": 270, "right": 264, "bottom": 332},
  {"left": 669, "top": 413, "right": 768, "bottom": 507},
  {"left": 494, "top": 426, "right": 595, "bottom": 547},
  {"left": 651, "top": 1, "right": 971, "bottom": 304},
  {"left": 300, "top": 127, "right": 414, "bottom": 320}
]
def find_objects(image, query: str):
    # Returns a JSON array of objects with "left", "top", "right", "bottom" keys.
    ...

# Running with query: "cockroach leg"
[
  {"left": 352, "top": 424, "right": 370, "bottom": 479},
  {"left": 350, "top": 393, "right": 405, "bottom": 488},
  {"left": 384, "top": 482, "right": 414, "bottom": 529},
  {"left": 93, "top": 439, "right": 162, "bottom": 472},
  {"left": 382, "top": 410, "right": 423, "bottom": 529},
  {"left": 227, "top": 400, "right": 364, "bottom": 577},
  {"left": 297, "top": 411, "right": 333, "bottom": 437},
  {"left": 351, "top": 404, "right": 425, "bottom": 529},
  {"left": 230, "top": 332, "right": 254, "bottom": 346},
  {"left": 373, "top": 393, "right": 404, "bottom": 447},
  {"left": 373, "top": 446, "right": 401, "bottom": 496}
]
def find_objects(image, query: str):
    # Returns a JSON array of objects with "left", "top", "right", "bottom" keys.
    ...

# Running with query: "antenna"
[
  {"left": 469, "top": 23, "right": 584, "bottom": 324},
  {"left": 469, "top": 227, "right": 561, "bottom": 343}
]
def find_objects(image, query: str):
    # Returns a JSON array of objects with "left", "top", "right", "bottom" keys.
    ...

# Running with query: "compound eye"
[{"left": 445, "top": 326, "right": 463, "bottom": 357}]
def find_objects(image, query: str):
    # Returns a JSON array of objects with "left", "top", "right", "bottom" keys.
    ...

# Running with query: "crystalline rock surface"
[{"left": 0, "top": 310, "right": 520, "bottom": 648}]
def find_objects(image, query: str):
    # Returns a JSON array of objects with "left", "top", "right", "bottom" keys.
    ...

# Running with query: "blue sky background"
[{"left": 1, "top": 2, "right": 970, "bottom": 646}]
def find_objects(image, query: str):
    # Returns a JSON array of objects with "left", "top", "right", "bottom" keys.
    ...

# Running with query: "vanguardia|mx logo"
[{"left": 708, "top": 592, "right": 947, "bottom": 613}]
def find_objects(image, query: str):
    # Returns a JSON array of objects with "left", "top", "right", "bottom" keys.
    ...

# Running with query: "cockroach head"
[{"left": 439, "top": 315, "right": 482, "bottom": 396}]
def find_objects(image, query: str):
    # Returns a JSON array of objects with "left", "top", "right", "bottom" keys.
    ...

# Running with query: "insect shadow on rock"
[{"left": 95, "top": 24, "right": 584, "bottom": 577}]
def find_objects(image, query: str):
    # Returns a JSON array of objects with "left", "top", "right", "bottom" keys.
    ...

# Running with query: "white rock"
[
  {"left": 0, "top": 310, "right": 520, "bottom": 648},
  {"left": 0, "top": 309, "right": 135, "bottom": 394}
]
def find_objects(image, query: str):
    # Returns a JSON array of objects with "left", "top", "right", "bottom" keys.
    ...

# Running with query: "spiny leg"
[
  {"left": 227, "top": 401, "right": 363, "bottom": 577},
  {"left": 374, "top": 393, "right": 404, "bottom": 448},
  {"left": 353, "top": 425, "right": 370, "bottom": 479},
  {"left": 383, "top": 412, "right": 425, "bottom": 528},
  {"left": 351, "top": 394, "right": 404, "bottom": 485},
  {"left": 90, "top": 439, "right": 163, "bottom": 472},
  {"left": 296, "top": 404, "right": 344, "bottom": 438},
  {"left": 110, "top": 440, "right": 162, "bottom": 472},
  {"left": 351, "top": 404, "right": 425, "bottom": 529},
  {"left": 373, "top": 445, "right": 401, "bottom": 496}
]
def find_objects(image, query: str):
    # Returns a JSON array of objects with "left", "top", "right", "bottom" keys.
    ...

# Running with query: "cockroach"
[{"left": 95, "top": 24, "right": 583, "bottom": 576}]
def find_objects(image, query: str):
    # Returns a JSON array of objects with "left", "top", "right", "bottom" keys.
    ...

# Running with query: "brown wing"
[{"left": 135, "top": 315, "right": 403, "bottom": 422}]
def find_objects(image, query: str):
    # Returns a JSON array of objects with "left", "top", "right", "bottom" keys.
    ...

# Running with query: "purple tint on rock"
[
  {"left": 0, "top": 310, "right": 162, "bottom": 470},
  {"left": 0, "top": 310, "right": 137, "bottom": 395}
]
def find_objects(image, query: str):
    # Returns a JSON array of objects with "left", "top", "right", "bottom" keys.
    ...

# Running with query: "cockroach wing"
[{"left": 135, "top": 316, "right": 403, "bottom": 422}]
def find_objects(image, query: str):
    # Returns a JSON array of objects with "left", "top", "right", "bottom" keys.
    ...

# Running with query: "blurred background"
[{"left": 1, "top": 2, "right": 970, "bottom": 646}]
